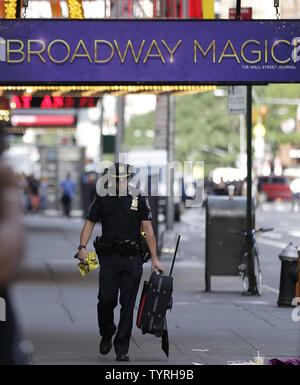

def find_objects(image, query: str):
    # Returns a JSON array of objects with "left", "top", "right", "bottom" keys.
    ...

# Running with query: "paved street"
[{"left": 9, "top": 201, "right": 300, "bottom": 365}]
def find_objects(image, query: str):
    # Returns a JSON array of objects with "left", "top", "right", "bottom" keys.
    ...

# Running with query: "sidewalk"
[{"left": 10, "top": 214, "right": 300, "bottom": 365}]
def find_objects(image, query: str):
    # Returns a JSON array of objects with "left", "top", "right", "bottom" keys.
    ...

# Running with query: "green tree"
[
  {"left": 124, "top": 84, "right": 300, "bottom": 176},
  {"left": 253, "top": 84, "right": 300, "bottom": 146},
  {"left": 124, "top": 90, "right": 240, "bottom": 175},
  {"left": 175, "top": 91, "right": 240, "bottom": 174},
  {"left": 123, "top": 111, "right": 155, "bottom": 149}
]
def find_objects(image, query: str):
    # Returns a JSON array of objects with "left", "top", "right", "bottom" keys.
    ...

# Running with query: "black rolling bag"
[{"left": 136, "top": 235, "right": 181, "bottom": 357}]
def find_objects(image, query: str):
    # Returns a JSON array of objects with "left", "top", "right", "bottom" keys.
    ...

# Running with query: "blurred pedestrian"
[
  {"left": 17, "top": 173, "right": 28, "bottom": 214},
  {"left": 242, "top": 177, "right": 262, "bottom": 210},
  {"left": 60, "top": 173, "right": 76, "bottom": 217},
  {"left": 0, "top": 125, "right": 26, "bottom": 364},
  {"left": 27, "top": 174, "right": 41, "bottom": 213},
  {"left": 40, "top": 176, "right": 49, "bottom": 212},
  {"left": 215, "top": 177, "right": 227, "bottom": 196}
]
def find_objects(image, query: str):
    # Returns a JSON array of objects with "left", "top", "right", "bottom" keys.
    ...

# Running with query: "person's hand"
[
  {"left": 151, "top": 258, "right": 164, "bottom": 273},
  {"left": 78, "top": 248, "right": 88, "bottom": 265}
]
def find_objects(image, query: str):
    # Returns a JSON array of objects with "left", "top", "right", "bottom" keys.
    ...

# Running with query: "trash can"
[
  {"left": 277, "top": 243, "right": 299, "bottom": 307},
  {"left": 205, "top": 196, "right": 255, "bottom": 292}
]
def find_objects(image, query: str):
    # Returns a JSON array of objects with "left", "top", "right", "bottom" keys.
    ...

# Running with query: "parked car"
[{"left": 257, "top": 175, "right": 292, "bottom": 201}]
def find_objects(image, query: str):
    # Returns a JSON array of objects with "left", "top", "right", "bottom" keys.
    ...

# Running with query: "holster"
[
  {"left": 93, "top": 236, "right": 113, "bottom": 256},
  {"left": 138, "top": 232, "right": 151, "bottom": 264}
]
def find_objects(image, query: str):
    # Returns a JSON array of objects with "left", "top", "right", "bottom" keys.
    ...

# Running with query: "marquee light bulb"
[
  {"left": 4, "top": 0, "right": 17, "bottom": 19},
  {"left": 67, "top": 0, "right": 84, "bottom": 19}
]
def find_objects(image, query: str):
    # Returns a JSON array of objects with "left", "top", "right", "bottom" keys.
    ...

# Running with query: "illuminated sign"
[
  {"left": 10, "top": 95, "right": 98, "bottom": 109},
  {"left": 0, "top": 20, "right": 299, "bottom": 84},
  {"left": 11, "top": 114, "right": 76, "bottom": 127}
]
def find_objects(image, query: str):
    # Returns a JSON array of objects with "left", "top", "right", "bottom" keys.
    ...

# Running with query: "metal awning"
[{"left": 0, "top": 85, "right": 216, "bottom": 98}]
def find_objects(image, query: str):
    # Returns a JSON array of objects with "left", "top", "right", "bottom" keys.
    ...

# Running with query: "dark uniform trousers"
[{"left": 97, "top": 252, "right": 143, "bottom": 355}]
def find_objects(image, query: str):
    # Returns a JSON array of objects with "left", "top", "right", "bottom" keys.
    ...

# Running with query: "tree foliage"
[
  {"left": 123, "top": 110, "right": 155, "bottom": 148},
  {"left": 124, "top": 84, "right": 300, "bottom": 175},
  {"left": 174, "top": 91, "right": 240, "bottom": 173},
  {"left": 124, "top": 90, "right": 240, "bottom": 174},
  {"left": 253, "top": 84, "right": 300, "bottom": 148}
]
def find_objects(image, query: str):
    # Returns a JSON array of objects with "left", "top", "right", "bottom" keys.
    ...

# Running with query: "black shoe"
[
  {"left": 99, "top": 336, "right": 113, "bottom": 355},
  {"left": 116, "top": 353, "right": 130, "bottom": 362}
]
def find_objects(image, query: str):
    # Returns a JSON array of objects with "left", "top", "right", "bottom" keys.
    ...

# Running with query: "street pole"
[
  {"left": 98, "top": 98, "right": 104, "bottom": 163},
  {"left": 16, "top": 0, "right": 22, "bottom": 18},
  {"left": 166, "top": 94, "right": 175, "bottom": 231},
  {"left": 236, "top": 0, "right": 241, "bottom": 19},
  {"left": 246, "top": 86, "right": 252, "bottom": 234},
  {"left": 165, "top": 1, "right": 178, "bottom": 232},
  {"left": 235, "top": 0, "right": 255, "bottom": 295},
  {"left": 115, "top": 96, "right": 125, "bottom": 162},
  {"left": 113, "top": 0, "right": 126, "bottom": 163},
  {"left": 246, "top": 84, "right": 256, "bottom": 294}
]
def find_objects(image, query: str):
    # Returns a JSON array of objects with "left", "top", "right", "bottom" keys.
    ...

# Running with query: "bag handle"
[{"left": 169, "top": 235, "right": 181, "bottom": 277}]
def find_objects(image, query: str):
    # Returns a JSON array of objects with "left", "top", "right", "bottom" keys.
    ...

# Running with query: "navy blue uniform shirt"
[{"left": 87, "top": 188, "right": 152, "bottom": 242}]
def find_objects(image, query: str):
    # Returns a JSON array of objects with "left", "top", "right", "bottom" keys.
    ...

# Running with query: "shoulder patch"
[{"left": 145, "top": 197, "right": 151, "bottom": 210}]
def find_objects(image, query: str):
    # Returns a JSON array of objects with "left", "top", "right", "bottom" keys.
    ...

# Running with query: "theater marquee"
[{"left": 0, "top": 20, "right": 299, "bottom": 84}]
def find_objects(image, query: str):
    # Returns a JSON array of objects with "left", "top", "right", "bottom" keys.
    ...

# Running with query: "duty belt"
[
  {"left": 94, "top": 236, "right": 140, "bottom": 256},
  {"left": 112, "top": 240, "right": 140, "bottom": 256}
]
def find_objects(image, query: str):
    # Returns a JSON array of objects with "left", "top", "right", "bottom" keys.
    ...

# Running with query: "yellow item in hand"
[{"left": 78, "top": 251, "right": 99, "bottom": 277}]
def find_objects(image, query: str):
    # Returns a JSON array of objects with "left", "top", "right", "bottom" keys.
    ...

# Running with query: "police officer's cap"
[{"left": 107, "top": 162, "right": 133, "bottom": 178}]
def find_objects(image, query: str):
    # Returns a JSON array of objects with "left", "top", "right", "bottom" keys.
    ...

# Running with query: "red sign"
[
  {"left": 10, "top": 95, "right": 98, "bottom": 109},
  {"left": 229, "top": 7, "right": 252, "bottom": 20},
  {"left": 11, "top": 115, "right": 75, "bottom": 127}
]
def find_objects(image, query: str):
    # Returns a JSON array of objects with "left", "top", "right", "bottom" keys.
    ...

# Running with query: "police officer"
[{"left": 77, "top": 162, "right": 164, "bottom": 362}]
